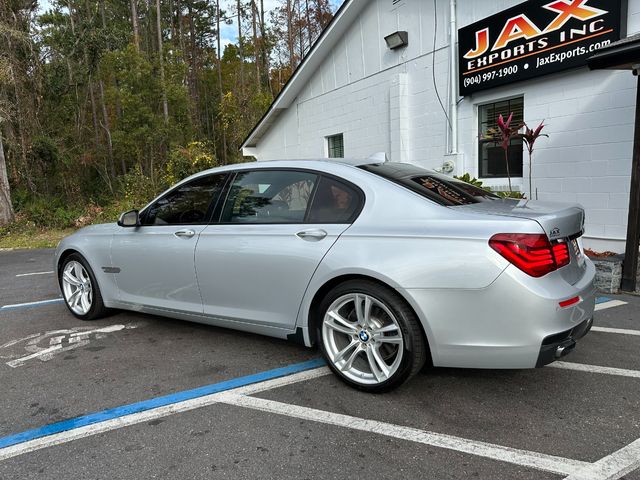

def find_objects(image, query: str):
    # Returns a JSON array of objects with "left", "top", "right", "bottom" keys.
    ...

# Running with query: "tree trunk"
[
  {"left": 260, "top": 0, "right": 272, "bottom": 96},
  {"left": 168, "top": 0, "right": 176, "bottom": 41},
  {"left": 176, "top": 0, "right": 187, "bottom": 57},
  {"left": 98, "top": 79, "right": 116, "bottom": 180},
  {"left": 83, "top": 1, "right": 101, "bottom": 154},
  {"left": 0, "top": 124, "right": 14, "bottom": 226},
  {"left": 8, "top": 56, "right": 33, "bottom": 192},
  {"left": 130, "top": 0, "right": 140, "bottom": 51},
  {"left": 251, "top": 0, "right": 260, "bottom": 86},
  {"left": 297, "top": 0, "right": 304, "bottom": 60},
  {"left": 287, "top": 0, "right": 294, "bottom": 69},
  {"left": 237, "top": 0, "right": 245, "bottom": 88},
  {"left": 187, "top": 1, "right": 200, "bottom": 127},
  {"left": 156, "top": 0, "right": 169, "bottom": 125},
  {"left": 216, "top": 0, "right": 228, "bottom": 164},
  {"left": 305, "top": 0, "right": 312, "bottom": 54},
  {"left": 88, "top": 79, "right": 101, "bottom": 152}
]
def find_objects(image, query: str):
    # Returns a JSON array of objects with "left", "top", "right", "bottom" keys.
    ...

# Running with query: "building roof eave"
[{"left": 588, "top": 33, "right": 640, "bottom": 71}]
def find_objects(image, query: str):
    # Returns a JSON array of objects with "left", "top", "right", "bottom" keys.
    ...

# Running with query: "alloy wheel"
[
  {"left": 322, "top": 293, "right": 404, "bottom": 385},
  {"left": 62, "top": 261, "right": 93, "bottom": 316}
]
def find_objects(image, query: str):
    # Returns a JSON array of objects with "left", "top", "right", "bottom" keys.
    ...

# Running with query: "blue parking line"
[
  {"left": 595, "top": 297, "right": 612, "bottom": 305},
  {"left": 0, "top": 357, "right": 326, "bottom": 450},
  {"left": 0, "top": 298, "right": 64, "bottom": 312}
]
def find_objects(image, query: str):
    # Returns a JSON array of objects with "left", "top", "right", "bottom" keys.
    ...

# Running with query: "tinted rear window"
[{"left": 360, "top": 163, "right": 498, "bottom": 206}]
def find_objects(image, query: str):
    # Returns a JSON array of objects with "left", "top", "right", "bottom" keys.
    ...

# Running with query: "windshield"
[{"left": 359, "top": 163, "right": 498, "bottom": 206}]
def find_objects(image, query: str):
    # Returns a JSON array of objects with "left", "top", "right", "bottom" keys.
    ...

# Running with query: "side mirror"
[{"left": 118, "top": 209, "right": 140, "bottom": 227}]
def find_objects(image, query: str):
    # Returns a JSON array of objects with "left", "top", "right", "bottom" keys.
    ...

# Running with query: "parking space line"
[
  {"left": 550, "top": 362, "right": 640, "bottom": 379},
  {"left": 15, "top": 271, "right": 54, "bottom": 277},
  {"left": 232, "top": 366, "right": 331, "bottom": 395},
  {"left": 217, "top": 393, "right": 589, "bottom": 476},
  {"left": 592, "top": 326, "right": 640, "bottom": 337},
  {"left": 595, "top": 300, "right": 628, "bottom": 312},
  {"left": 0, "top": 358, "right": 325, "bottom": 458},
  {"left": 0, "top": 299, "right": 64, "bottom": 312},
  {"left": 563, "top": 438, "right": 640, "bottom": 480}
]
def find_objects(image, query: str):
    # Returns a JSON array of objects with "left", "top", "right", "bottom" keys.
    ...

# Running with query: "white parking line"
[
  {"left": 563, "top": 438, "right": 640, "bottom": 480},
  {"left": 217, "top": 392, "right": 589, "bottom": 476},
  {"left": 0, "top": 298, "right": 64, "bottom": 311},
  {"left": 595, "top": 300, "right": 628, "bottom": 312},
  {"left": 592, "top": 326, "right": 640, "bottom": 337},
  {"left": 551, "top": 362, "right": 640, "bottom": 379},
  {"left": 233, "top": 366, "right": 331, "bottom": 395},
  {"left": 15, "top": 271, "right": 54, "bottom": 277}
]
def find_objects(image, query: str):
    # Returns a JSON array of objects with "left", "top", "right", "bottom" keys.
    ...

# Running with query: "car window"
[
  {"left": 221, "top": 170, "right": 318, "bottom": 223},
  {"left": 141, "top": 174, "right": 227, "bottom": 226},
  {"left": 360, "top": 163, "right": 498, "bottom": 206},
  {"left": 307, "top": 176, "right": 361, "bottom": 224}
]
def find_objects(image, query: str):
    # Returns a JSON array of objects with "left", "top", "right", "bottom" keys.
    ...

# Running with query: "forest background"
[{"left": 0, "top": 0, "right": 339, "bottom": 247}]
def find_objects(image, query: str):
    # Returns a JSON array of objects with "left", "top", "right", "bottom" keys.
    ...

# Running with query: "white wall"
[{"left": 252, "top": 0, "right": 640, "bottom": 252}]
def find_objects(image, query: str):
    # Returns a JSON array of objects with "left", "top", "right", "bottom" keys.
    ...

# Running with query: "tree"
[
  {"left": 0, "top": 0, "right": 335, "bottom": 230},
  {"left": 156, "top": 0, "right": 169, "bottom": 125},
  {"left": 0, "top": 119, "right": 13, "bottom": 225}
]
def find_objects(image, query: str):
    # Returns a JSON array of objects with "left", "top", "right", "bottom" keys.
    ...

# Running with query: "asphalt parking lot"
[{"left": 1, "top": 248, "right": 639, "bottom": 479}]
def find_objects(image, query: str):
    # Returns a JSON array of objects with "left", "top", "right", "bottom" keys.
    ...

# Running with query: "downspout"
[{"left": 449, "top": 0, "right": 459, "bottom": 155}]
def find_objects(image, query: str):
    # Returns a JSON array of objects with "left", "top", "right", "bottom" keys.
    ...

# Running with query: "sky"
[{"left": 37, "top": 0, "right": 345, "bottom": 50}]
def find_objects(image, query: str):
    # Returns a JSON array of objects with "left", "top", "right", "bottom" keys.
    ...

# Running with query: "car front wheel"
[
  {"left": 59, "top": 253, "right": 109, "bottom": 320},
  {"left": 317, "top": 280, "right": 427, "bottom": 392}
]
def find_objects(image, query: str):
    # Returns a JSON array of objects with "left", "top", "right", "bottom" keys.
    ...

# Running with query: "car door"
[
  {"left": 111, "top": 173, "right": 228, "bottom": 313},
  {"left": 195, "top": 169, "right": 363, "bottom": 329}
]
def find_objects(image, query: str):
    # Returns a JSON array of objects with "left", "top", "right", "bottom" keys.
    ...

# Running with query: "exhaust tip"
[{"left": 555, "top": 339, "right": 576, "bottom": 359}]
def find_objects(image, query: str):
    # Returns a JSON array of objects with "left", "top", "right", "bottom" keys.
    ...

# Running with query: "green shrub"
[
  {"left": 164, "top": 141, "right": 217, "bottom": 185},
  {"left": 12, "top": 195, "right": 84, "bottom": 229},
  {"left": 496, "top": 191, "right": 526, "bottom": 199},
  {"left": 454, "top": 173, "right": 492, "bottom": 192},
  {"left": 117, "top": 165, "right": 161, "bottom": 208}
]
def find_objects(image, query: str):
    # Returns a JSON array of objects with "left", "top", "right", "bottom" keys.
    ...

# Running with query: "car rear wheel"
[
  {"left": 60, "top": 253, "right": 109, "bottom": 320},
  {"left": 317, "top": 280, "right": 427, "bottom": 392}
]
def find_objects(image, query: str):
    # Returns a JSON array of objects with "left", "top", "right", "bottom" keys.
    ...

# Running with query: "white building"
[{"left": 241, "top": 0, "right": 639, "bottom": 253}]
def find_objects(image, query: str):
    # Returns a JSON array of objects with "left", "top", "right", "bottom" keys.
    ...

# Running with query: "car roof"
[{"left": 258, "top": 156, "right": 386, "bottom": 167}]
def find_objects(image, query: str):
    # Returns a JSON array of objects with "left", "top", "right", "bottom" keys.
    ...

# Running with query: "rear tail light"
[
  {"left": 552, "top": 243, "right": 570, "bottom": 268},
  {"left": 489, "top": 233, "right": 570, "bottom": 278}
]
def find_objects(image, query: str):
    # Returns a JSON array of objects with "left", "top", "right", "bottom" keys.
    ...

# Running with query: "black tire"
[
  {"left": 317, "top": 279, "right": 427, "bottom": 392},
  {"left": 59, "top": 253, "right": 110, "bottom": 321}
]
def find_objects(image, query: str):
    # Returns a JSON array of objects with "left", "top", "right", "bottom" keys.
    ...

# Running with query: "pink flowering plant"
[
  {"left": 496, "top": 113, "right": 522, "bottom": 194},
  {"left": 521, "top": 121, "right": 548, "bottom": 200}
]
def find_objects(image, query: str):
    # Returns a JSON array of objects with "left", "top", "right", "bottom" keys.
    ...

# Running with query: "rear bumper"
[
  {"left": 399, "top": 257, "right": 597, "bottom": 369},
  {"left": 535, "top": 317, "right": 593, "bottom": 367}
]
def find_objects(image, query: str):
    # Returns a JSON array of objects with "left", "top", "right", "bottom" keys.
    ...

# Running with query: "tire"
[
  {"left": 59, "top": 253, "right": 109, "bottom": 321},
  {"left": 317, "top": 280, "right": 427, "bottom": 392}
]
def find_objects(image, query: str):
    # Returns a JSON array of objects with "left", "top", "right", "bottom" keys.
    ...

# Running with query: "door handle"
[
  {"left": 296, "top": 229, "right": 328, "bottom": 241},
  {"left": 174, "top": 229, "right": 196, "bottom": 239}
]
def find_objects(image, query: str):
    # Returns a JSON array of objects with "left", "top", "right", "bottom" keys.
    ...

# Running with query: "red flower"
[
  {"left": 497, "top": 113, "right": 518, "bottom": 151},
  {"left": 522, "top": 121, "right": 548, "bottom": 155}
]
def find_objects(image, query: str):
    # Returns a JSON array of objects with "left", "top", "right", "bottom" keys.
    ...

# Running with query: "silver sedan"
[{"left": 55, "top": 159, "right": 596, "bottom": 391}]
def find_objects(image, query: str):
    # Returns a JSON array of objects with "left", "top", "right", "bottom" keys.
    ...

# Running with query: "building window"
[
  {"left": 478, "top": 97, "right": 524, "bottom": 179},
  {"left": 327, "top": 134, "right": 344, "bottom": 158}
]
